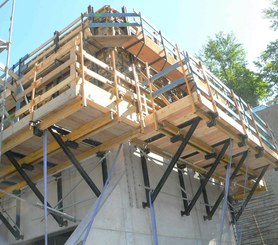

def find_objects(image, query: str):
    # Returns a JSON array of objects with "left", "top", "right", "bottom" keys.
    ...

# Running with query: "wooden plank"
[
  {"left": 0, "top": 128, "right": 140, "bottom": 198},
  {"left": 0, "top": 112, "right": 116, "bottom": 180},
  {"left": 2, "top": 92, "right": 82, "bottom": 153}
]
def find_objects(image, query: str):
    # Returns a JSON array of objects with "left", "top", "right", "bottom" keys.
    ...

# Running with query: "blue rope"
[
  {"left": 43, "top": 130, "right": 48, "bottom": 245},
  {"left": 149, "top": 192, "right": 158, "bottom": 245},
  {"left": 82, "top": 144, "right": 123, "bottom": 244}
]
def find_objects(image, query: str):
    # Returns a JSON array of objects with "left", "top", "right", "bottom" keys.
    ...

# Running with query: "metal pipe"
[
  {"left": 35, "top": 203, "right": 78, "bottom": 223},
  {"left": 43, "top": 131, "right": 48, "bottom": 245}
]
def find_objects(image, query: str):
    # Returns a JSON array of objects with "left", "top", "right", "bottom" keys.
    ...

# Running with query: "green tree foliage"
[
  {"left": 255, "top": 40, "right": 278, "bottom": 95},
  {"left": 263, "top": 0, "right": 278, "bottom": 30},
  {"left": 198, "top": 32, "right": 269, "bottom": 106},
  {"left": 256, "top": 0, "right": 278, "bottom": 97}
]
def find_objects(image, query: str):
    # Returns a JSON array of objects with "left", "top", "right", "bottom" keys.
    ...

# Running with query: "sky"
[{"left": 0, "top": 0, "right": 276, "bottom": 70}]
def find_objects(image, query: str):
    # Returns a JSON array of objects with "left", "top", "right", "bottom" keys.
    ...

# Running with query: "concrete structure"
[{"left": 0, "top": 143, "right": 236, "bottom": 244}]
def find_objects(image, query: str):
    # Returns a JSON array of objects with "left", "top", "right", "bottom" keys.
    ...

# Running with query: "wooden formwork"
[{"left": 0, "top": 5, "right": 277, "bottom": 202}]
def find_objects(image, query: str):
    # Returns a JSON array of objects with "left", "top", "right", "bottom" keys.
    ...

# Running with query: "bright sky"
[{"left": 0, "top": 0, "right": 276, "bottom": 70}]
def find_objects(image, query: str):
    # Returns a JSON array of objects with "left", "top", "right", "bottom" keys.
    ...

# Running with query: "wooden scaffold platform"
[{"left": 0, "top": 5, "right": 277, "bottom": 237}]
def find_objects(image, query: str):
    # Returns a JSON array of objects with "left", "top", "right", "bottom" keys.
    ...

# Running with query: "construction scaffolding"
[{"left": 0, "top": 4, "right": 277, "bottom": 243}]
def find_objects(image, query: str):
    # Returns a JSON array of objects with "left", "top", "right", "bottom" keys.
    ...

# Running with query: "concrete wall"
[{"left": 0, "top": 143, "right": 236, "bottom": 245}]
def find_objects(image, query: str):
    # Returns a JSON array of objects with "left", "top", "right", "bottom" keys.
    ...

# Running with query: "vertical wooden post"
[
  {"left": 264, "top": 122, "right": 278, "bottom": 150},
  {"left": 110, "top": 49, "right": 120, "bottom": 119},
  {"left": 29, "top": 63, "right": 38, "bottom": 124},
  {"left": 199, "top": 62, "right": 218, "bottom": 114},
  {"left": 176, "top": 45, "right": 196, "bottom": 112},
  {"left": 79, "top": 32, "right": 86, "bottom": 107},
  {"left": 248, "top": 104, "right": 263, "bottom": 148},
  {"left": 70, "top": 44, "right": 78, "bottom": 86},
  {"left": 146, "top": 62, "right": 158, "bottom": 131},
  {"left": 132, "top": 63, "right": 144, "bottom": 133},
  {"left": 231, "top": 89, "right": 247, "bottom": 136}
]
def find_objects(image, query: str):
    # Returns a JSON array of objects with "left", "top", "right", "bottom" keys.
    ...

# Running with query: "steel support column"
[
  {"left": 5, "top": 151, "right": 64, "bottom": 226},
  {"left": 205, "top": 151, "right": 248, "bottom": 220},
  {"left": 178, "top": 168, "right": 189, "bottom": 216},
  {"left": 141, "top": 151, "right": 151, "bottom": 208},
  {"left": 55, "top": 173, "right": 63, "bottom": 212},
  {"left": 0, "top": 212, "right": 22, "bottom": 240},
  {"left": 15, "top": 190, "right": 21, "bottom": 230},
  {"left": 49, "top": 127, "right": 101, "bottom": 197},
  {"left": 97, "top": 152, "right": 108, "bottom": 186},
  {"left": 235, "top": 165, "right": 269, "bottom": 221},
  {"left": 201, "top": 179, "right": 210, "bottom": 219},
  {"left": 151, "top": 117, "right": 201, "bottom": 204},
  {"left": 184, "top": 139, "right": 230, "bottom": 216}
]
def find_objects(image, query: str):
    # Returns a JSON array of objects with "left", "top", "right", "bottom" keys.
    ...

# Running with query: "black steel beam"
[
  {"left": 99, "top": 153, "right": 108, "bottom": 186},
  {"left": 184, "top": 139, "right": 230, "bottom": 215},
  {"left": 15, "top": 190, "right": 21, "bottom": 230},
  {"left": 56, "top": 173, "right": 63, "bottom": 212},
  {"left": 151, "top": 117, "right": 201, "bottom": 204},
  {"left": 235, "top": 165, "right": 269, "bottom": 222},
  {"left": 178, "top": 169, "right": 189, "bottom": 216},
  {"left": 0, "top": 212, "right": 22, "bottom": 240},
  {"left": 141, "top": 152, "right": 151, "bottom": 208},
  {"left": 205, "top": 151, "right": 248, "bottom": 220},
  {"left": 228, "top": 195, "right": 236, "bottom": 224},
  {"left": 201, "top": 179, "right": 211, "bottom": 220},
  {"left": 49, "top": 127, "right": 101, "bottom": 197},
  {"left": 5, "top": 151, "right": 64, "bottom": 226}
]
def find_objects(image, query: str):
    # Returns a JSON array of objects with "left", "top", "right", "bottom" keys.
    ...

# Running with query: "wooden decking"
[{"left": 0, "top": 5, "right": 277, "bottom": 201}]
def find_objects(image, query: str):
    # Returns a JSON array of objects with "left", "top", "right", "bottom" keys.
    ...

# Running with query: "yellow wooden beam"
[
  {"left": 0, "top": 128, "right": 140, "bottom": 198},
  {"left": 0, "top": 112, "right": 116, "bottom": 180}
]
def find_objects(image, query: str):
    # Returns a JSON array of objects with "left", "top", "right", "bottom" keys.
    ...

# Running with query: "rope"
[
  {"left": 219, "top": 139, "right": 233, "bottom": 244},
  {"left": 82, "top": 144, "right": 122, "bottom": 244},
  {"left": 149, "top": 191, "right": 158, "bottom": 245}
]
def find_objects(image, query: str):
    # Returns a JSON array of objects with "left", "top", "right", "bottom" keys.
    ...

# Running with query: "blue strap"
[{"left": 149, "top": 192, "right": 158, "bottom": 245}]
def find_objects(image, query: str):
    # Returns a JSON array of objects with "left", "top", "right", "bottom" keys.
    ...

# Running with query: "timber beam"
[
  {"left": 156, "top": 120, "right": 254, "bottom": 177},
  {"left": 0, "top": 112, "right": 115, "bottom": 181},
  {"left": 0, "top": 128, "right": 140, "bottom": 198}
]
